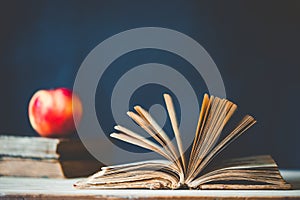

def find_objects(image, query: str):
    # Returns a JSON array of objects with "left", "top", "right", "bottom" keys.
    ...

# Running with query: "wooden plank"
[{"left": 0, "top": 170, "right": 300, "bottom": 199}]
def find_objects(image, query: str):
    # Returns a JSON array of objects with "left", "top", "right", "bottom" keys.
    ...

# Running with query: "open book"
[{"left": 74, "top": 94, "right": 291, "bottom": 189}]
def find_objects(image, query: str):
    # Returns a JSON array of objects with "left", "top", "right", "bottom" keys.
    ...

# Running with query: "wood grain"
[{"left": 0, "top": 170, "right": 300, "bottom": 199}]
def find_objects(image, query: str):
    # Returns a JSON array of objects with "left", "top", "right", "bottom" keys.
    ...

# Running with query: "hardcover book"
[{"left": 0, "top": 136, "right": 103, "bottom": 178}]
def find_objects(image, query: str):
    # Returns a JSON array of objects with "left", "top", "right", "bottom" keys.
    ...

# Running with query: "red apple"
[{"left": 28, "top": 88, "right": 83, "bottom": 138}]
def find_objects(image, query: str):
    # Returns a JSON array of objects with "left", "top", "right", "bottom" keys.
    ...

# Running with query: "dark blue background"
[{"left": 0, "top": 0, "right": 299, "bottom": 168}]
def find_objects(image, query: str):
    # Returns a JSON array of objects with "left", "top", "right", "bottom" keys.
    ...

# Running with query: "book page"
[
  {"left": 188, "top": 155, "right": 291, "bottom": 189},
  {"left": 187, "top": 94, "right": 209, "bottom": 175},
  {"left": 190, "top": 115, "right": 256, "bottom": 178},
  {"left": 163, "top": 94, "right": 186, "bottom": 174},
  {"left": 74, "top": 160, "right": 180, "bottom": 189},
  {"left": 186, "top": 97, "right": 238, "bottom": 182},
  {"left": 110, "top": 132, "right": 173, "bottom": 162},
  {"left": 128, "top": 106, "right": 184, "bottom": 180},
  {"left": 133, "top": 106, "right": 180, "bottom": 161},
  {"left": 126, "top": 111, "right": 178, "bottom": 164}
]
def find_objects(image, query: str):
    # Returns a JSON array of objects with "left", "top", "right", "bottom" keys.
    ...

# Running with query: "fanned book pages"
[{"left": 74, "top": 94, "right": 291, "bottom": 190}]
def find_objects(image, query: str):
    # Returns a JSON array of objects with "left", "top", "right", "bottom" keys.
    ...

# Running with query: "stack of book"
[{"left": 0, "top": 136, "right": 103, "bottom": 178}]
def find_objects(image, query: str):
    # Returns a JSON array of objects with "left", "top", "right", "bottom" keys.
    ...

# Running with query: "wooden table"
[{"left": 1, "top": 170, "right": 300, "bottom": 199}]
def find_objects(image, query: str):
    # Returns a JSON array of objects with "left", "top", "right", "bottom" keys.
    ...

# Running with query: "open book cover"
[{"left": 74, "top": 94, "right": 291, "bottom": 189}]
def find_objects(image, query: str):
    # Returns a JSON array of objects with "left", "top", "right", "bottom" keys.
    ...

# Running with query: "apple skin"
[{"left": 28, "top": 88, "right": 83, "bottom": 138}]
